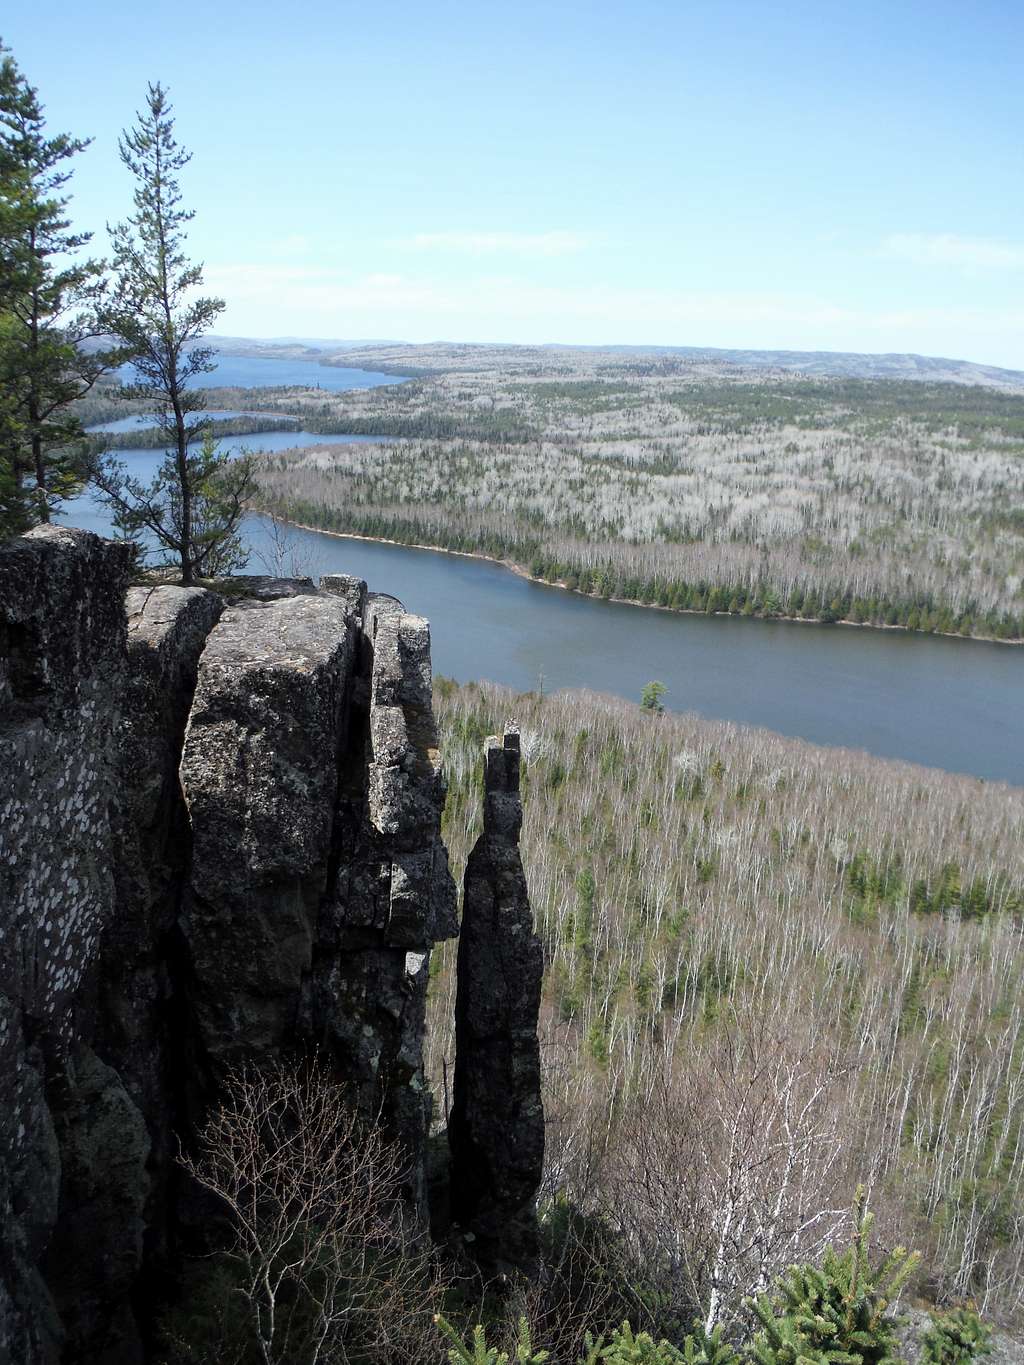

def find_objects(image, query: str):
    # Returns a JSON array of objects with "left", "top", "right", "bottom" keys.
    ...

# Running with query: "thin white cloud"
[
  {"left": 399, "top": 230, "right": 594, "bottom": 257},
  {"left": 881, "top": 233, "right": 1024, "bottom": 270}
]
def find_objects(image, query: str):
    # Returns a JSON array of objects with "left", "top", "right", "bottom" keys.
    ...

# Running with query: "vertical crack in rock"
[
  {"left": 316, "top": 591, "right": 457, "bottom": 1206},
  {"left": 82, "top": 585, "right": 224, "bottom": 1329},
  {"left": 449, "top": 728, "right": 545, "bottom": 1278}
]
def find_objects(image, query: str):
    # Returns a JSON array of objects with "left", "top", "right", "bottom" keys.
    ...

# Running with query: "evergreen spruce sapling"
[
  {"left": 579, "top": 1319, "right": 736, "bottom": 1364},
  {"left": 581, "top": 1321, "right": 685, "bottom": 1363},
  {"left": 748, "top": 1189, "right": 918, "bottom": 1365},
  {"left": 679, "top": 1321, "right": 741, "bottom": 1365},
  {"left": 920, "top": 1308, "right": 992, "bottom": 1365},
  {"left": 435, "top": 1314, "right": 550, "bottom": 1365},
  {"left": 640, "top": 681, "right": 667, "bottom": 714}
]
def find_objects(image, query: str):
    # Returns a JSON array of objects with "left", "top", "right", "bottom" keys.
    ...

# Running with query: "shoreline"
[{"left": 265, "top": 515, "right": 1024, "bottom": 649}]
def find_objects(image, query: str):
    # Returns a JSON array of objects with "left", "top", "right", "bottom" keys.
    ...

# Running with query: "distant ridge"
[
  {"left": 208, "top": 336, "right": 1024, "bottom": 391},
  {"left": 574, "top": 344, "right": 1024, "bottom": 390},
  {"left": 208, "top": 334, "right": 401, "bottom": 358}
]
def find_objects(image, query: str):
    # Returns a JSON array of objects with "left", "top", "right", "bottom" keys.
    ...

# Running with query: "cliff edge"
[{"left": 0, "top": 527, "right": 539, "bottom": 1364}]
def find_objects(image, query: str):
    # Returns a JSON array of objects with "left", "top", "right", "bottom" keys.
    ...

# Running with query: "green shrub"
[
  {"left": 920, "top": 1308, "right": 993, "bottom": 1364},
  {"left": 579, "top": 1320, "right": 685, "bottom": 1363},
  {"left": 159, "top": 1256, "right": 260, "bottom": 1364},
  {"left": 435, "top": 1314, "right": 550, "bottom": 1365},
  {"left": 678, "top": 1322, "right": 742, "bottom": 1365},
  {"left": 437, "top": 1317, "right": 741, "bottom": 1365},
  {"left": 640, "top": 681, "right": 667, "bottom": 713},
  {"left": 748, "top": 1189, "right": 919, "bottom": 1364},
  {"left": 539, "top": 1199, "right": 650, "bottom": 1342}
]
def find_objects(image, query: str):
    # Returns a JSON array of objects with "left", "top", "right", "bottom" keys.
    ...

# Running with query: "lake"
[
  {"left": 64, "top": 427, "right": 385, "bottom": 532},
  {"left": 129, "top": 352, "right": 402, "bottom": 392},
  {"left": 67, "top": 355, "right": 1024, "bottom": 787}
]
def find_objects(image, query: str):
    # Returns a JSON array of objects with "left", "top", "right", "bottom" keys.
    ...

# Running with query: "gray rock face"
[
  {"left": 313, "top": 594, "right": 458, "bottom": 1200},
  {"left": 107, "top": 585, "right": 225, "bottom": 1057},
  {"left": 1, "top": 527, "right": 134, "bottom": 1365},
  {"left": 0, "top": 531, "right": 542, "bottom": 1361},
  {"left": 0, "top": 538, "right": 229, "bottom": 1365},
  {"left": 176, "top": 581, "right": 457, "bottom": 1203},
  {"left": 41, "top": 1052, "right": 150, "bottom": 1365},
  {"left": 449, "top": 729, "right": 545, "bottom": 1278},
  {"left": 91, "top": 584, "right": 224, "bottom": 1304},
  {"left": 179, "top": 590, "right": 359, "bottom": 1070}
]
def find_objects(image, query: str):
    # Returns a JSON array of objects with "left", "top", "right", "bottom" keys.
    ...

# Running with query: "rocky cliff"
[{"left": 0, "top": 526, "right": 541, "bottom": 1365}]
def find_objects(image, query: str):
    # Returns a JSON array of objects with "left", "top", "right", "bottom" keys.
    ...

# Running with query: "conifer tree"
[
  {"left": 435, "top": 1314, "right": 550, "bottom": 1364},
  {"left": 0, "top": 48, "right": 25, "bottom": 535},
  {"left": 641, "top": 680, "right": 667, "bottom": 713},
  {"left": 748, "top": 1190, "right": 918, "bottom": 1365},
  {"left": 581, "top": 1321, "right": 686, "bottom": 1363},
  {"left": 94, "top": 82, "right": 251, "bottom": 583},
  {"left": 0, "top": 41, "right": 113, "bottom": 533},
  {"left": 920, "top": 1309, "right": 992, "bottom": 1365}
]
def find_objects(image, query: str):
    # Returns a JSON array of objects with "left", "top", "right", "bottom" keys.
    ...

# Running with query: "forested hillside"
[
  {"left": 428, "top": 680, "right": 1024, "bottom": 1333},
  {"left": 243, "top": 349, "right": 1024, "bottom": 641}
]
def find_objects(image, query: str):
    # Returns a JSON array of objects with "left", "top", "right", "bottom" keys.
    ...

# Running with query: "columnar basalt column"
[{"left": 448, "top": 728, "right": 545, "bottom": 1278}]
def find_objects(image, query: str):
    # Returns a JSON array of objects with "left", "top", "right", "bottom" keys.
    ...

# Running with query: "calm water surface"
[
  {"left": 68, "top": 357, "right": 1023, "bottom": 787},
  {"left": 124, "top": 353, "right": 401, "bottom": 392}
]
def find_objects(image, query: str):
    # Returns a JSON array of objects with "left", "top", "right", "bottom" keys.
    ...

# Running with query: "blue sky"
[{"left": 6, "top": 0, "right": 1024, "bottom": 365}]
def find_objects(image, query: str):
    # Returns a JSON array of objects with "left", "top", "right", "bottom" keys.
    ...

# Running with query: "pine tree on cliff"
[
  {"left": 94, "top": 82, "right": 252, "bottom": 583},
  {"left": 0, "top": 48, "right": 27, "bottom": 538},
  {"left": 0, "top": 42, "right": 115, "bottom": 535}
]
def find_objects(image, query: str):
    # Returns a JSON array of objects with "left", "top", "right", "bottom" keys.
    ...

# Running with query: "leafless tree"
[
  {"left": 252, "top": 509, "right": 324, "bottom": 581},
  {"left": 605, "top": 1011, "right": 852, "bottom": 1333},
  {"left": 178, "top": 1061, "right": 442, "bottom": 1365}
]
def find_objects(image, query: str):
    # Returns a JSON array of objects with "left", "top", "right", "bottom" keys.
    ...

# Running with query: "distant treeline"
[
  {"left": 525, "top": 551, "right": 1024, "bottom": 642},
  {"left": 653, "top": 377, "right": 1024, "bottom": 441},
  {"left": 295, "top": 410, "right": 537, "bottom": 442},
  {"left": 91, "top": 415, "right": 301, "bottom": 450},
  {"left": 254, "top": 494, "right": 1024, "bottom": 643}
]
